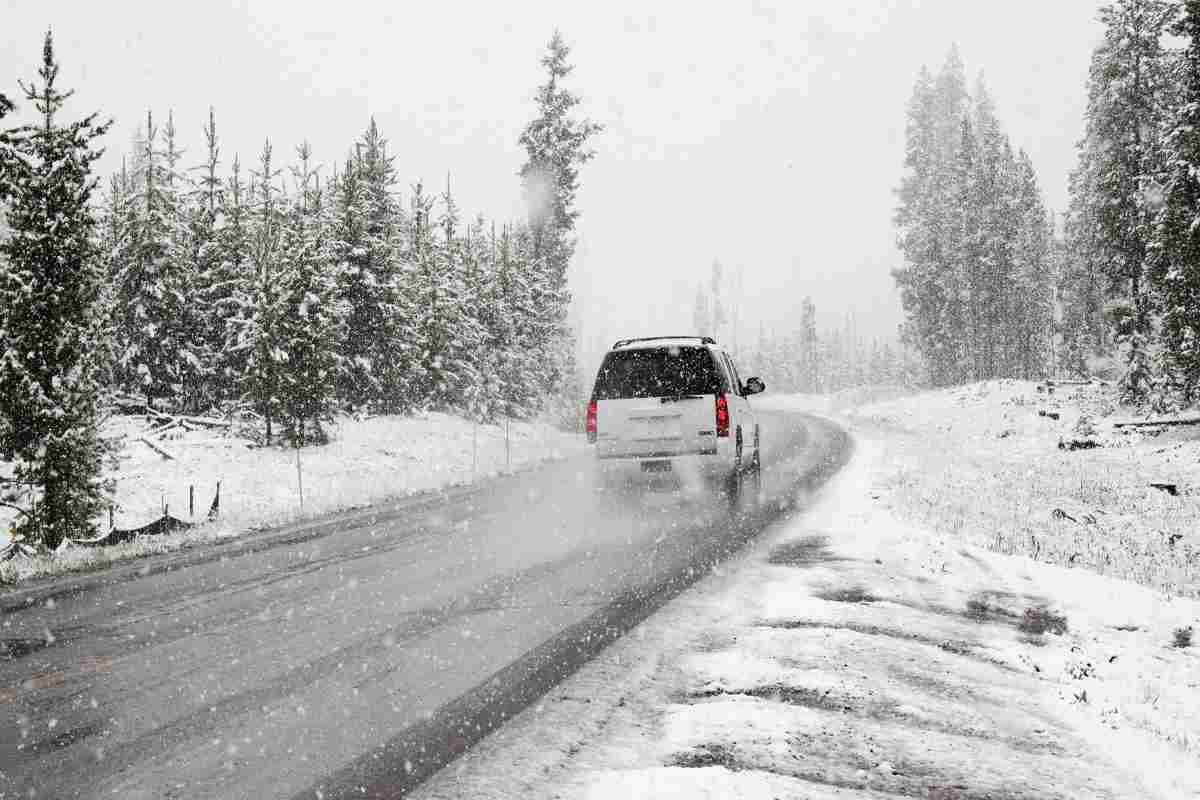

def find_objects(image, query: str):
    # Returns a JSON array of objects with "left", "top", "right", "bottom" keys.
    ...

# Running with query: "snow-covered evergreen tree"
[
  {"left": 0, "top": 31, "right": 112, "bottom": 548},
  {"left": 231, "top": 140, "right": 287, "bottom": 439},
  {"left": 330, "top": 120, "right": 416, "bottom": 412},
  {"left": 1010, "top": 150, "right": 1054, "bottom": 379},
  {"left": 1074, "top": 0, "right": 1177, "bottom": 401},
  {"left": 213, "top": 154, "right": 251, "bottom": 404},
  {"left": 186, "top": 108, "right": 226, "bottom": 408},
  {"left": 410, "top": 179, "right": 463, "bottom": 407},
  {"left": 518, "top": 31, "right": 602, "bottom": 406},
  {"left": 113, "top": 110, "right": 196, "bottom": 407},
  {"left": 329, "top": 151, "right": 372, "bottom": 408},
  {"left": 493, "top": 224, "right": 543, "bottom": 416},
  {"left": 95, "top": 164, "right": 131, "bottom": 391},
  {"left": 800, "top": 297, "right": 818, "bottom": 391},
  {"left": 1060, "top": 179, "right": 1110, "bottom": 375},
  {"left": 275, "top": 142, "right": 339, "bottom": 445},
  {"left": 1152, "top": 0, "right": 1200, "bottom": 401},
  {"left": 435, "top": 177, "right": 484, "bottom": 407},
  {"left": 895, "top": 47, "right": 1055, "bottom": 387},
  {"left": 159, "top": 110, "right": 206, "bottom": 409},
  {"left": 893, "top": 65, "right": 951, "bottom": 385}
]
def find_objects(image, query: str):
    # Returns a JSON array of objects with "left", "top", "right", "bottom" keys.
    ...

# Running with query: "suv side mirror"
[{"left": 743, "top": 377, "right": 765, "bottom": 396}]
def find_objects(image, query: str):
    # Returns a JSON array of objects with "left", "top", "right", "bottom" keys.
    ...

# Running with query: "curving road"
[{"left": 0, "top": 410, "right": 849, "bottom": 799}]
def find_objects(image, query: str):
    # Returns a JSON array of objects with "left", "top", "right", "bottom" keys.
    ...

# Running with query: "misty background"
[{"left": 1, "top": 0, "right": 1105, "bottom": 376}]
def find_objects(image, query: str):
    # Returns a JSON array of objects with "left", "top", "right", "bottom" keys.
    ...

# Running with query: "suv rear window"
[{"left": 592, "top": 347, "right": 722, "bottom": 400}]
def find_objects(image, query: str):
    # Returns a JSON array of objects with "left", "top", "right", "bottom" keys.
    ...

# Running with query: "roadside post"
[{"left": 295, "top": 445, "right": 304, "bottom": 514}]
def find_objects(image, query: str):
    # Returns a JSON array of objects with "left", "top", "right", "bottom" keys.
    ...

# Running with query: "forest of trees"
[
  {"left": 892, "top": 47, "right": 1056, "bottom": 388},
  {"left": 0, "top": 30, "right": 598, "bottom": 547},
  {"left": 97, "top": 32, "right": 598, "bottom": 435},
  {"left": 691, "top": 263, "right": 918, "bottom": 395},
  {"left": 743, "top": 307, "right": 921, "bottom": 395},
  {"left": 893, "top": 0, "right": 1200, "bottom": 409},
  {"left": 1061, "top": 0, "right": 1200, "bottom": 407}
]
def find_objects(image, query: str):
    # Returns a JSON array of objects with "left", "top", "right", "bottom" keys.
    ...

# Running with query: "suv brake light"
[
  {"left": 715, "top": 393, "right": 730, "bottom": 438},
  {"left": 586, "top": 399, "right": 598, "bottom": 442}
]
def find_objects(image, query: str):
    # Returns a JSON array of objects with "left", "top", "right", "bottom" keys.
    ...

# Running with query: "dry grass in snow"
[{"left": 841, "top": 380, "right": 1200, "bottom": 599}]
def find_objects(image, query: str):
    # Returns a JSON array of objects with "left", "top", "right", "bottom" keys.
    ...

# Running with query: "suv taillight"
[
  {"left": 715, "top": 393, "right": 730, "bottom": 438},
  {"left": 586, "top": 399, "right": 598, "bottom": 443}
]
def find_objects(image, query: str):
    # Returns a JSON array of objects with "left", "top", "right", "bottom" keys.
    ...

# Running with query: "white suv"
[{"left": 586, "top": 337, "right": 764, "bottom": 496}]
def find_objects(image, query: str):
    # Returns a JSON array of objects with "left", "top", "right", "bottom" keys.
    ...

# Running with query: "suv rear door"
[
  {"left": 592, "top": 345, "right": 721, "bottom": 459},
  {"left": 721, "top": 351, "right": 756, "bottom": 453}
]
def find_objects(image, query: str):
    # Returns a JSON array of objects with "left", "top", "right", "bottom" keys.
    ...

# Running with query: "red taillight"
[
  {"left": 586, "top": 399, "right": 598, "bottom": 442},
  {"left": 715, "top": 393, "right": 730, "bottom": 438}
]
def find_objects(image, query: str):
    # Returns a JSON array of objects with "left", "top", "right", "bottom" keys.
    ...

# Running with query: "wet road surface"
[{"left": 0, "top": 410, "right": 848, "bottom": 799}]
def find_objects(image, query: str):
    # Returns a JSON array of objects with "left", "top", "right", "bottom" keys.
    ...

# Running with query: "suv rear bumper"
[
  {"left": 594, "top": 438, "right": 730, "bottom": 461},
  {"left": 596, "top": 447, "right": 718, "bottom": 460}
]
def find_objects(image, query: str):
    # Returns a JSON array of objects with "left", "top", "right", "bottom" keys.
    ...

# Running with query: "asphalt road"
[{"left": 0, "top": 410, "right": 849, "bottom": 800}]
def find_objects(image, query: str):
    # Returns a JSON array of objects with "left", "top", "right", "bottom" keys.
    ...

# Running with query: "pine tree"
[
  {"left": 113, "top": 110, "right": 191, "bottom": 407},
  {"left": 896, "top": 47, "right": 1056, "bottom": 387},
  {"left": 800, "top": 297, "right": 818, "bottom": 392},
  {"left": 188, "top": 108, "right": 228, "bottom": 408},
  {"left": 95, "top": 164, "right": 130, "bottom": 391},
  {"left": 410, "top": 180, "right": 460, "bottom": 407},
  {"left": 1149, "top": 0, "right": 1200, "bottom": 401},
  {"left": 359, "top": 120, "right": 416, "bottom": 412},
  {"left": 893, "top": 64, "right": 955, "bottom": 385},
  {"left": 332, "top": 120, "right": 415, "bottom": 412},
  {"left": 214, "top": 154, "right": 251, "bottom": 403},
  {"left": 949, "top": 115, "right": 980, "bottom": 382},
  {"left": 0, "top": 31, "right": 112, "bottom": 548},
  {"left": 1060, "top": 183, "right": 1110, "bottom": 374},
  {"left": 232, "top": 140, "right": 287, "bottom": 440},
  {"left": 518, "top": 31, "right": 602, "bottom": 406},
  {"left": 329, "top": 151, "right": 373, "bottom": 408},
  {"left": 1010, "top": 151, "right": 1054, "bottom": 379},
  {"left": 1076, "top": 0, "right": 1177, "bottom": 401},
  {"left": 276, "top": 142, "right": 339, "bottom": 445},
  {"left": 434, "top": 176, "right": 483, "bottom": 408},
  {"left": 158, "top": 110, "right": 205, "bottom": 410},
  {"left": 492, "top": 224, "right": 542, "bottom": 416}
]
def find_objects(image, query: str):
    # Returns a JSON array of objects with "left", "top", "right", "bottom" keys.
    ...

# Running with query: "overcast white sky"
[{"left": 2, "top": 0, "right": 1106, "bottom": 372}]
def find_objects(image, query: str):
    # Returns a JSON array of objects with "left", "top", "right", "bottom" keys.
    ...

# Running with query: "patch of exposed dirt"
[
  {"left": 815, "top": 586, "right": 880, "bottom": 603},
  {"left": 767, "top": 535, "right": 849, "bottom": 568}
]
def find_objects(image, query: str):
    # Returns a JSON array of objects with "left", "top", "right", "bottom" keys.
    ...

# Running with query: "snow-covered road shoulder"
[
  {"left": 1, "top": 411, "right": 585, "bottom": 585},
  {"left": 413, "top": 416, "right": 1200, "bottom": 800}
]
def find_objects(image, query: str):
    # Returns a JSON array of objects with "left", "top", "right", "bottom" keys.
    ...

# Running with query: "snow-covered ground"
[
  {"left": 412, "top": 392, "right": 1200, "bottom": 800},
  {"left": 844, "top": 380, "right": 1200, "bottom": 599},
  {"left": 0, "top": 411, "right": 584, "bottom": 584}
]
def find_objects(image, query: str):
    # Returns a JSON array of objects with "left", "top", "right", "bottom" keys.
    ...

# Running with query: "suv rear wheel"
[{"left": 724, "top": 434, "right": 744, "bottom": 503}]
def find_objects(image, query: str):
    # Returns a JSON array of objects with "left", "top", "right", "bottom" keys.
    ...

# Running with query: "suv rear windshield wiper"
[{"left": 660, "top": 394, "right": 705, "bottom": 403}]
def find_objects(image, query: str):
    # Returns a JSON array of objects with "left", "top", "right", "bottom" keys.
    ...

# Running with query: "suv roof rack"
[{"left": 611, "top": 336, "right": 717, "bottom": 349}]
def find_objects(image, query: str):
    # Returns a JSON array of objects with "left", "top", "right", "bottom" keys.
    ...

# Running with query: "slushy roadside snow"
[{"left": 414, "top": 392, "right": 1200, "bottom": 800}]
